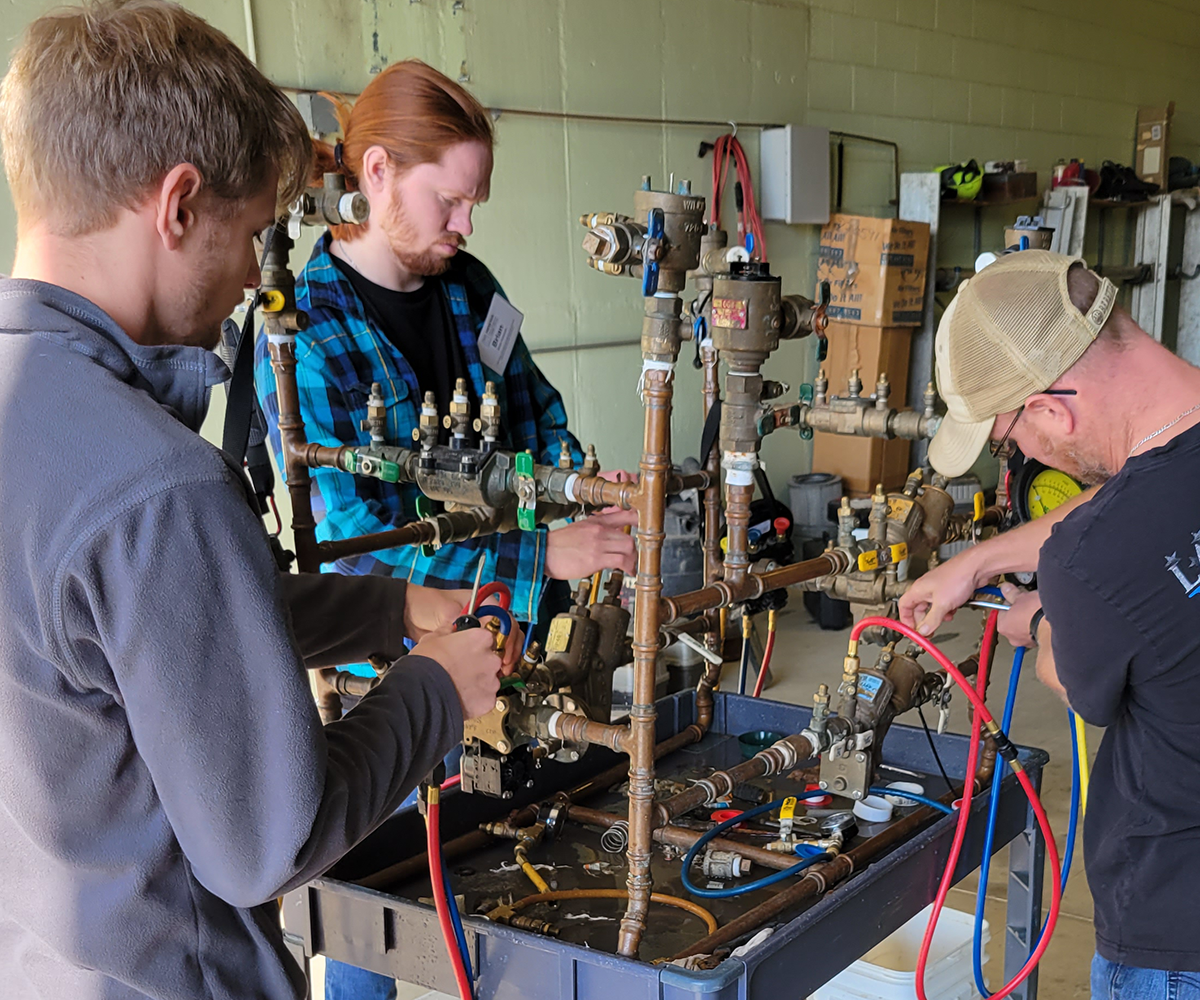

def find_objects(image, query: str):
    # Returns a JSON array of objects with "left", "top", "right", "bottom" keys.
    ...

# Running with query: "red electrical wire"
[
  {"left": 751, "top": 626, "right": 777, "bottom": 698},
  {"left": 851, "top": 615, "right": 1062, "bottom": 1000},
  {"left": 709, "top": 133, "right": 768, "bottom": 261},
  {"left": 441, "top": 774, "right": 461, "bottom": 791},
  {"left": 426, "top": 796, "right": 474, "bottom": 1000}
]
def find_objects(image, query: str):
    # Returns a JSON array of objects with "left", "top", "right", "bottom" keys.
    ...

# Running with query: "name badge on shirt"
[{"left": 478, "top": 293, "right": 523, "bottom": 373}]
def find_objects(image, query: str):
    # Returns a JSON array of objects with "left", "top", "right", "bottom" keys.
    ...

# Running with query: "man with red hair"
[
  {"left": 256, "top": 60, "right": 636, "bottom": 622},
  {"left": 254, "top": 58, "right": 638, "bottom": 1000}
]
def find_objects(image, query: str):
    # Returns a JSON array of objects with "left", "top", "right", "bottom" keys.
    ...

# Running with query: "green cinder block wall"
[{"left": 2, "top": 0, "right": 1198, "bottom": 496}]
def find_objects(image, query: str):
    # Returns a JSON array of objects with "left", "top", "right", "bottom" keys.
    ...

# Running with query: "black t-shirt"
[
  {"left": 1039, "top": 419, "right": 1200, "bottom": 971},
  {"left": 331, "top": 254, "right": 468, "bottom": 420}
]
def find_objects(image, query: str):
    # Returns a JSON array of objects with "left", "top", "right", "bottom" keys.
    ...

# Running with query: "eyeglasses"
[{"left": 988, "top": 389, "right": 1077, "bottom": 458}]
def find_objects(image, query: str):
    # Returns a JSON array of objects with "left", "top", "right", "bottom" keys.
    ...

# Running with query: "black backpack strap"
[
  {"left": 699, "top": 398, "right": 721, "bottom": 468},
  {"left": 221, "top": 227, "right": 277, "bottom": 516}
]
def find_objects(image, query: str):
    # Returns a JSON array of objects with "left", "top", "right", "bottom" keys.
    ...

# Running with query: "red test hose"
[
  {"left": 425, "top": 788, "right": 473, "bottom": 1000},
  {"left": 751, "top": 608, "right": 778, "bottom": 698},
  {"left": 850, "top": 614, "right": 1061, "bottom": 1000}
]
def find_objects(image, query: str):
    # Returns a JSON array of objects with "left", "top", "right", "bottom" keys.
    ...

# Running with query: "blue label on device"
[{"left": 857, "top": 674, "right": 885, "bottom": 701}]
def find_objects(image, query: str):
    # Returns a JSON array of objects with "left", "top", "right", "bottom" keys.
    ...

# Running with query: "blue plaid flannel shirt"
[{"left": 255, "top": 233, "right": 582, "bottom": 623}]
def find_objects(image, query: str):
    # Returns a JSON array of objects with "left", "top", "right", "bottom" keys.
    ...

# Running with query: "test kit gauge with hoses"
[{"left": 1006, "top": 448, "right": 1083, "bottom": 585}]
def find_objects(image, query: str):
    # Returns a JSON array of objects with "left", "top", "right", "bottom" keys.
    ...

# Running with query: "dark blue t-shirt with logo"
[{"left": 1040, "top": 420, "right": 1200, "bottom": 971}]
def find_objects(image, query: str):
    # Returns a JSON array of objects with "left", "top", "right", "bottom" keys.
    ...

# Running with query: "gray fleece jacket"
[{"left": 0, "top": 277, "right": 464, "bottom": 999}]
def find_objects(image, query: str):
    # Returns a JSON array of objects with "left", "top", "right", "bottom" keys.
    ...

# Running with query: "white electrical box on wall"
[{"left": 760, "top": 125, "right": 831, "bottom": 225}]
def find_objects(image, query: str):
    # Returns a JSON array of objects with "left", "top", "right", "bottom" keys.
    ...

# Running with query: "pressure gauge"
[
  {"left": 1006, "top": 454, "right": 1083, "bottom": 588},
  {"left": 1010, "top": 458, "right": 1082, "bottom": 524}
]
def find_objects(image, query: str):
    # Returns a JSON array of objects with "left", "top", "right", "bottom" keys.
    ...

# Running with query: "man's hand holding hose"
[{"left": 897, "top": 486, "right": 1095, "bottom": 636}]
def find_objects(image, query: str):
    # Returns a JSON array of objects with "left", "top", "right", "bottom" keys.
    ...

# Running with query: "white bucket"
[{"left": 810, "top": 904, "right": 989, "bottom": 1000}]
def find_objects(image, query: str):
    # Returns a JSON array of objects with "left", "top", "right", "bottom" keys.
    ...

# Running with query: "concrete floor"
[{"left": 315, "top": 603, "right": 1097, "bottom": 999}]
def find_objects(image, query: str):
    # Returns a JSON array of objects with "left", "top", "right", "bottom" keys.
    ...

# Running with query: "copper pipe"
[
  {"left": 570, "top": 477, "right": 637, "bottom": 509},
  {"left": 499, "top": 889, "right": 718, "bottom": 936},
  {"left": 618, "top": 361, "right": 674, "bottom": 957},
  {"left": 269, "top": 335, "right": 344, "bottom": 723},
  {"left": 661, "top": 550, "right": 851, "bottom": 621},
  {"left": 722, "top": 481, "right": 755, "bottom": 587},
  {"left": 669, "top": 789, "right": 958, "bottom": 960},
  {"left": 566, "top": 805, "right": 799, "bottom": 872},
  {"left": 570, "top": 471, "right": 711, "bottom": 510},
  {"left": 700, "top": 340, "right": 723, "bottom": 588},
  {"left": 269, "top": 338, "right": 321, "bottom": 575},
  {"left": 356, "top": 726, "right": 705, "bottom": 891},
  {"left": 303, "top": 443, "right": 351, "bottom": 470},
  {"left": 656, "top": 732, "right": 819, "bottom": 823},
  {"left": 315, "top": 524, "right": 432, "bottom": 564},
  {"left": 315, "top": 508, "right": 504, "bottom": 564},
  {"left": 553, "top": 714, "right": 630, "bottom": 754}
]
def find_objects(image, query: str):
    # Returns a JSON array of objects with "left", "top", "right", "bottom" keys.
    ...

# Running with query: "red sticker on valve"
[{"left": 712, "top": 297, "right": 749, "bottom": 329}]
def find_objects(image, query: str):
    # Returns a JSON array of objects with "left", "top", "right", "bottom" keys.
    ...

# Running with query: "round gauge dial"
[
  {"left": 1026, "top": 468, "right": 1083, "bottom": 520},
  {"left": 1010, "top": 457, "right": 1083, "bottom": 525}
]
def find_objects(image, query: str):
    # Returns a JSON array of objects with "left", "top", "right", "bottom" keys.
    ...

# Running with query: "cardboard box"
[
  {"left": 816, "top": 214, "right": 930, "bottom": 328},
  {"left": 811, "top": 322, "right": 914, "bottom": 495},
  {"left": 1135, "top": 103, "right": 1174, "bottom": 190}
]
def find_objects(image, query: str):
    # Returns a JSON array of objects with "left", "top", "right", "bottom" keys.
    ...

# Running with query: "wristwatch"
[{"left": 1028, "top": 607, "right": 1045, "bottom": 645}]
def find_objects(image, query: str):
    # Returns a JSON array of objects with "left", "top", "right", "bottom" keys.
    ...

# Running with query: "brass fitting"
[
  {"left": 875, "top": 373, "right": 890, "bottom": 410},
  {"left": 476, "top": 380, "right": 501, "bottom": 443},
  {"left": 581, "top": 443, "right": 600, "bottom": 477},
  {"left": 360, "top": 382, "right": 387, "bottom": 444},
  {"left": 443, "top": 378, "right": 472, "bottom": 441},
  {"left": 814, "top": 367, "right": 828, "bottom": 406},
  {"left": 412, "top": 390, "right": 439, "bottom": 451}
]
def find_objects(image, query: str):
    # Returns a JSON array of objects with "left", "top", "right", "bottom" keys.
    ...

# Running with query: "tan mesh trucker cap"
[{"left": 928, "top": 251, "right": 1117, "bottom": 478}]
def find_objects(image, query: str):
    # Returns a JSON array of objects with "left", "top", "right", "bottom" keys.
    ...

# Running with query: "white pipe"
[{"left": 242, "top": 0, "right": 258, "bottom": 66}]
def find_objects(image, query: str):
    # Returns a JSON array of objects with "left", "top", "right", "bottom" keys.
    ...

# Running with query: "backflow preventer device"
[{"left": 258, "top": 172, "right": 1008, "bottom": 962}]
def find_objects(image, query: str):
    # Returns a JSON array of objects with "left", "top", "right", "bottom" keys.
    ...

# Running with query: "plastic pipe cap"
[
  {"left": 852, "top": 795, "right": 894, "bottom": 824},
  {"left": 883, "top": 781, "right": 926, "bottom": 808}
]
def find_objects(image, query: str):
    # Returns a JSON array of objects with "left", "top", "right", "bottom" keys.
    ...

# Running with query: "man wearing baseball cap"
[{"left": 900, "top": 250, "right": 1200, "bottom": 997}]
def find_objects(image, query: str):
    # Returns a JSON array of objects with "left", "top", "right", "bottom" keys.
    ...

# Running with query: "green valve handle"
[
  {"left": 515, "top": 450, "right": 536, "bottom": 532},
  {"left": 415, "top": 495, "right": 436, "bottom": 557},
  {"left": 799, "top": 383, "right": 814, "bottom": 404},
  {"left": 343, "top": 450, "right": 401, "bottom": 483}
]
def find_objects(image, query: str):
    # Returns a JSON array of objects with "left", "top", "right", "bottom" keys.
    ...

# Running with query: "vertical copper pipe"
[
  {"left": 698, "top": 335, "right": 724, "bottom": 727},
  {"left": 722, "top": 481, "right": 755, "bottom": 587},
  {"left": 617, "top": 361, "right": 673, "bottom": 957},
  {"left": 700, "top": 341, "right": 723, "bottom": 588},
  {"left": 268, "top": 336, "right": 342, "bottom": 724},
  {"left": 268, "top": 338, "right": 321, "bottom": 575}
]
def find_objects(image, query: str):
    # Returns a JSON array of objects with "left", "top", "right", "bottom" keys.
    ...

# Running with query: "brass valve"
[
  {"left": 875, "top": 373, "right": 890, "bottom": 410},
  {"left": 411, "top": 390, "right": 439, "bottom": 451},
  {"left": 581, "top": 443, "right": 600, "bottom": 477},
  {"left": 475, "top": 380, "right": 501, "bottom": 444},
  {"left": 443, "top": 377, "right": 472, "bottom": 441},
  {"left": 559, "top": 439, "right": 574, "bottom": 469},
  {"left": 814, "top": 367, "right": 829, "bottom": 406},
  {"left": 360, "top": 382, "right": 387, "bottom": 444}
]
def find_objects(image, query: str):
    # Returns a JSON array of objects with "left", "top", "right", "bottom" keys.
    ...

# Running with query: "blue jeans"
[
  {"left": 324, "top": 961, "right": 396, "bottom": 1000},
  {"left": 1093, "top": 954, "right": 1200, "bottom": 1000}
]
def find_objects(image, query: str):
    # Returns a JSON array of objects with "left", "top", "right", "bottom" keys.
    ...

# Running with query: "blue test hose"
[
  {"left": 441, "top": 854, "right": 474, "bottom": 986},
  {"left": 971, "top": 648, "right": 1081, "bottom": 997},
  {"left": 868, "top": 787, "right": 955, "bottom": 815},
  {"left": 680, "top": 792, "right": 832, "bottom": 899},
  {"left": 474, "top": 605, "right": 512, "bottom": 636},
  {"left": 737, "top": 632, "right": 750, "bottom": 695}
]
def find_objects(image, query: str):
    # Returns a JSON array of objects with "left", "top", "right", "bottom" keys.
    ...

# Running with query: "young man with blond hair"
[{"left": 0, "top": 3, "right": 515, "bottom": 997}]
